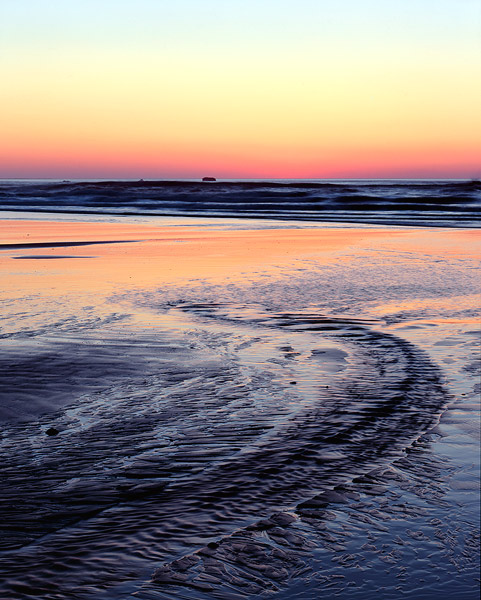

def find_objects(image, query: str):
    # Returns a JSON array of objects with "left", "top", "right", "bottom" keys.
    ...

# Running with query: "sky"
[{"left": 1, "top": 0, "right": 480, "bottom": 179}]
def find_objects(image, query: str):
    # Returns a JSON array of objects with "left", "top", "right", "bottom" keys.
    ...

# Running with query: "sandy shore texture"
[{"left": 0, "top": 216, "right": 479, "bottom": 600}]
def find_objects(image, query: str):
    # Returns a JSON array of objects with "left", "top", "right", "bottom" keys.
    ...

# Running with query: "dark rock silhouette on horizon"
[{"left": 202, "top": 177, "right": 217, "bottom": 182}]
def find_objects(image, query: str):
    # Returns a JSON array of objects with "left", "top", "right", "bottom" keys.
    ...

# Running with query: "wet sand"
[{"left": 0, "top": 216, "right": 479, "bottom": 599}]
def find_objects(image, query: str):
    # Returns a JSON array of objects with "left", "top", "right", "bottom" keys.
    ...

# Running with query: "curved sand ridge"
[{"left": 0, "top": 308, "right": 450, "bottom": 599}]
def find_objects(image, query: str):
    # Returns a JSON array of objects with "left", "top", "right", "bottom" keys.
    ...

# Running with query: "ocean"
[{"left": 0, "top": 178, "right": 480, "bottom": 227}]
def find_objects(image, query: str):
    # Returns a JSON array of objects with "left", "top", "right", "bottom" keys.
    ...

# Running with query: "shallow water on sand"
[{"left": 0, "top": 220, "right": 479, "bottom": 599}]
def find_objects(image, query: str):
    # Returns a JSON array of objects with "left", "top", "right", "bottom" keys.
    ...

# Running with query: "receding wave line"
[{"left": 0, "top": 240, "right": 137, "bottom": 250}]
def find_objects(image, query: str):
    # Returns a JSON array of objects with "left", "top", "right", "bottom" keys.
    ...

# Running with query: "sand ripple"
[{"left": 0, "top": 306, "right": 457, "bottom": 599}]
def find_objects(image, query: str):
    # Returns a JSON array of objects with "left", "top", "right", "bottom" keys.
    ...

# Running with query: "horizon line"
[{"left": 1, "top": 176, "right": 478, "bottom": 182}]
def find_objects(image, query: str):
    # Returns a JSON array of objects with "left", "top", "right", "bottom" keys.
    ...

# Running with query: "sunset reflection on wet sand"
[{"left": 0, "top": 216, "right": 479, "bottom": 600}]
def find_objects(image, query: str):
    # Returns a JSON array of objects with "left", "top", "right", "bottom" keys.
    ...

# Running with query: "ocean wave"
[{"left": 0, "top": 179, "right": 479, "bottom": 226}]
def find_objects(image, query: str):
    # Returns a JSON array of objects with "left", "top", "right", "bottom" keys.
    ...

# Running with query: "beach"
[{"left": 0, "top": 215, "right": 479, "bottom": 600}]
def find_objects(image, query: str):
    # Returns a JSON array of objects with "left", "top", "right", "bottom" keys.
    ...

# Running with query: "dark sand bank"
[{"left": 0, "top": 216, "right": 479, "bottom": 599}]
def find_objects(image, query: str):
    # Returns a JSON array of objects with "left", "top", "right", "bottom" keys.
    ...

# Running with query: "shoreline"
[{"left": 0, "top": 207, "right": 479, "bottom": 228}]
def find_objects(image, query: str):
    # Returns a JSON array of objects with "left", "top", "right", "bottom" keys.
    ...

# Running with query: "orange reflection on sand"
[
  {"left": 1, "top": 219, "right": 480, "bottom": 303},
  {"left": 0, "top": 220, "right": 387, "bottom": 293}
]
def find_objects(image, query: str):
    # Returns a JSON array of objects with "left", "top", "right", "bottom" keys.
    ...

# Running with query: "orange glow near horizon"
[{"left": 1, "top": 139, "right": 479, "bottom": 180}]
